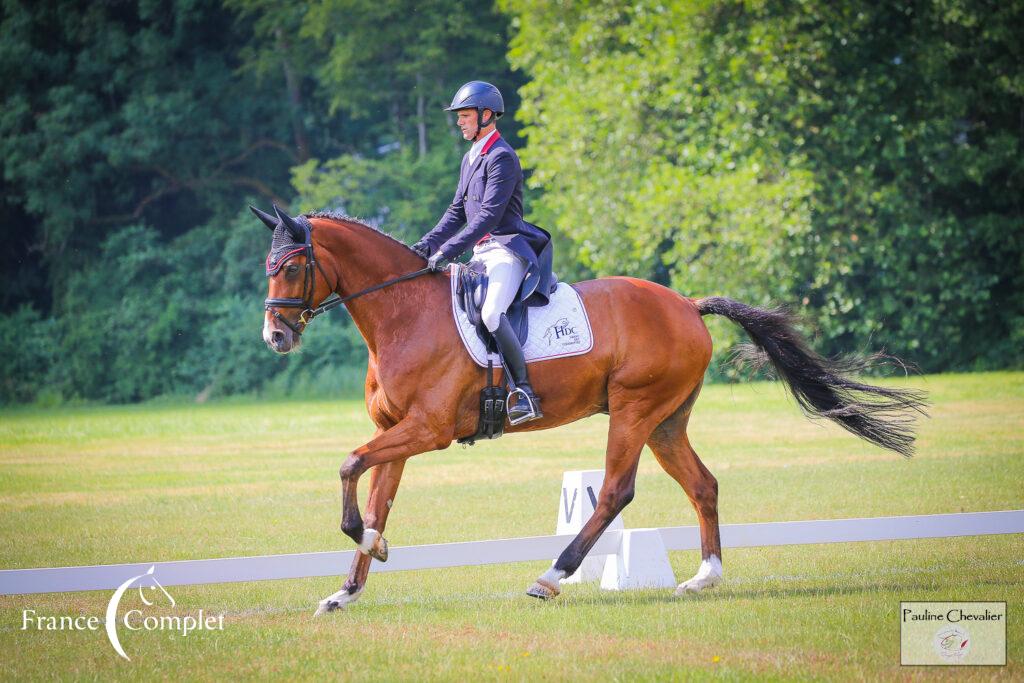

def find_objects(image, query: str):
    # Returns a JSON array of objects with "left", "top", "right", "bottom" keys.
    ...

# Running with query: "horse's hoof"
[
  {"left": 314, "top": 599, "right": 340, "bottom": 616},
  {"left": 358, "top": 528, "right": 389, "bottom": 562},
  {"left": 526, "top": 579, "right": 560, "bottom": 600},
  {"left": 369, "top": 534, "right": 388, "bottom": 562},
  {"left": 675, "top": 556, "right": 722, "bottom": 595},
  {"left": 357, "top": 528, "right": 382, "bottom": 559},
  {"left": 674, "top": 575, "right": 721, "bottom": 595},
  {"left": 315, "top": 586, "right": 363, "bottom": 615}
]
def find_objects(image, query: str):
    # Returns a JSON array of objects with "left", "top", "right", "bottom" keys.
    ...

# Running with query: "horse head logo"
[
  {"left": 933, "top": 625, "right": 970, "bottom": 661},
  {"left": 105, "top": 566, "right": 175, "bottom": 661}
]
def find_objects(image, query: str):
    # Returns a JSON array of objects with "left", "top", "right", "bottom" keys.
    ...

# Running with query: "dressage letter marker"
[
  {"left": 555, "top": 470, "right": 624, "bottom": 584},
  {"left": 600, "top": 528, "right": 677, "bottom": 590}
]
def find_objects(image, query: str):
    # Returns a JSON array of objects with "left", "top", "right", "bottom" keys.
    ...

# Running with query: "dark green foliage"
[
  {"left": 1, "top": 0, "right": 1020, "bottom": 404},
  {"left": 0, "top": 0, "right": 519, "bottom": 404},
  {"left": 773, "top": 1, "right": 1024, "bottom": 371},
  {"left": 0, "top": 305, "right": 61, "bottom": 403},
  {"left": 504, "top": 0, "right": 1023, "bottom": 374},
  {"left": 0, "top": 209, "right": 369, "bottom": 403},
  {"left": 0, "top": 0, "right": 301, "bottom": 298}
]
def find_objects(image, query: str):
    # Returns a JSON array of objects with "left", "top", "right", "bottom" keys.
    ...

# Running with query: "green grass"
[{"left": 0, "top": 372, "right": 1021, "bottom": 680}]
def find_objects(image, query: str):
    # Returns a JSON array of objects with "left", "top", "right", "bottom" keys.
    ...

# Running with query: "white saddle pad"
[{"left": 450, "top": 273, "right": 594, "bottom": 367}]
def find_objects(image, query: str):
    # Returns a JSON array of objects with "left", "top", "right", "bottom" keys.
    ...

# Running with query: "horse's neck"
[{"left": 315, "top": 218, "right": 444, "bottom": 356}]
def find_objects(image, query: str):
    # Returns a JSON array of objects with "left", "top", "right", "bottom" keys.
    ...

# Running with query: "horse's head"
[{"left": 253, "top": 204, "right": 333, "bottom": 354}]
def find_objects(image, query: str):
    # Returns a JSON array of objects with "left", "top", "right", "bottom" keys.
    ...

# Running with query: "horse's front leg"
[
  {"left": 315, "top": 457, "right": 406, "bottom": 615},
  {"left": 340, "top": 415, "right": 448, "bottom": 551},
  {"left": 317, "top": 415, "right": 449, "bottom": 614}
]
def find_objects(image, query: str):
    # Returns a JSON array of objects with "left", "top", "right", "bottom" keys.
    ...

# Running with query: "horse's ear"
[
  {"left": 273, "top": 203, "right": 305, "bottom": 242},
  {"left": 249, "top": 205, "right": 278, "bottom": 231}
]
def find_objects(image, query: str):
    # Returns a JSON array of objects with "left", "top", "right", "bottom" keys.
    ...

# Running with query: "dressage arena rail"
[{"left": 2, "top": 510, "right": 1022, "bottom": 596}]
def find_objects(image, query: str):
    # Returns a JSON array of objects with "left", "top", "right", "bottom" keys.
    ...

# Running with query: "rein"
[
  {"left": 264, "top": 224, "right": 431, "bottom": 336},
  {"left": 270, "top": 267, "right": 432, "bottom": 335}
]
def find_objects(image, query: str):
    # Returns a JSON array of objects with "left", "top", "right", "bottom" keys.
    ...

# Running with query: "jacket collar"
[
  {"left": 469, "top": 130, "right": 501, "bottom": 166},
  {"left": 480, "top": 130, "right": 501, "bottom": 155}
]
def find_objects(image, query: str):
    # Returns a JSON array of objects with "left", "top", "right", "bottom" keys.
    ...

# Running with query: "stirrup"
[{"left": 507, "top": 387, "right": 542, "bottom": 425}]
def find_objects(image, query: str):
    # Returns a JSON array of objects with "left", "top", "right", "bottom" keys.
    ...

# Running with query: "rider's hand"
[
  {"left": 411, "top": 241, "right": 431, "bottom": 259},
  {"left": 427, "top": 252, "right": 449, "bottom": 272}
]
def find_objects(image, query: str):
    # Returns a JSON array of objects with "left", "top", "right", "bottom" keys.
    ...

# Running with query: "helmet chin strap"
[{"left": 474, "top": 108, "right": 496, "bottom": 140}]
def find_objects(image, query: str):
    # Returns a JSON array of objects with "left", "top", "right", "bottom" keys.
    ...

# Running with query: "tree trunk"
[
  {"left": 416, "top": 73, "right": 428, "bottom": 159},
  {"left": 276, "top": 28, "right": 310, "bottom": 163},
  {"left": 417, "top": 94, "right": 427, "bottom": 158},
  {"left": 439, "top": 77, "right": 461, "bottom": 154},
  {"left": 391, "top": 100, "right": 402, "bottom": 146}
]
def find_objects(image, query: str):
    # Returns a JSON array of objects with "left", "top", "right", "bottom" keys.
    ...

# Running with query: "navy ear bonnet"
[{"left": 266, "top": 215, "right": 313, "bottom": 276}]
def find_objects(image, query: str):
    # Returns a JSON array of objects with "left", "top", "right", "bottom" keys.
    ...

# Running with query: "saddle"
[
  {"left": 454, "top": 262, "right": 530, "bottom": 446},
  {"left": 454, "top": 262, "right": 529, "bottom": 351}
]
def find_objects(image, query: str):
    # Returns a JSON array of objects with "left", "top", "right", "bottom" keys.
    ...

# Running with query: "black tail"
[{"left": 697, "top": 296, "right": 928, "bottom": 457}]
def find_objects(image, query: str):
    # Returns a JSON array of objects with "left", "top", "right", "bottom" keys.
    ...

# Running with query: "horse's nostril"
[{"left": 271, "top": 329, "right": 284, "bottom": 344}]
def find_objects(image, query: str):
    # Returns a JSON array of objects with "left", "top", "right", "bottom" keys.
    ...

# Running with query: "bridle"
[{"left": 265, "top": 220, "right": 430, "bottom": 336}]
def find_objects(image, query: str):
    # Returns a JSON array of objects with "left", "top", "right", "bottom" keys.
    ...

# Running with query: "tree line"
[{"left": 2, "top": 0, "right": 1021, "bottom": 404}]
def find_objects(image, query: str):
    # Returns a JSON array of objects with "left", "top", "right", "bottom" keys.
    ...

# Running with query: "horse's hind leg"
[
  {"left": 527, "top": 395, "right": 664, "bottom": 599},
  {"left": 646, "top": 390, "right": 723, "bottom": 594}
]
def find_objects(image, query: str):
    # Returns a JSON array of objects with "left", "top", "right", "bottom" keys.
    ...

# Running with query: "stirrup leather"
[{"left": 506, "top": 387, "right": 542, "bottom": 425}]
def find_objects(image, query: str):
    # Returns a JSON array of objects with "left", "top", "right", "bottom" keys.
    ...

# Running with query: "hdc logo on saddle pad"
[
  {"left": 543, "top": 317, "right": 581, "bottom": 347},
  {"left": 451, "top": 280, "right": 594, "bottom": 368}
]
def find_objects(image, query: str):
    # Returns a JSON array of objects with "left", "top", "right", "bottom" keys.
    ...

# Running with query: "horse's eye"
[{"left": 286, "top": 265, "right": 299, "bottom": 275}]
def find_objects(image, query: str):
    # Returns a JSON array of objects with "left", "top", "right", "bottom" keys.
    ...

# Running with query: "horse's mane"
[{"left": 304, "top": 209, "right": 418, "bottom": 256}]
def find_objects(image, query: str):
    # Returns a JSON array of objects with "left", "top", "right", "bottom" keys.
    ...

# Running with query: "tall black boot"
[{"left": 492, "top": 313, "right": 542, "bottom": 425}]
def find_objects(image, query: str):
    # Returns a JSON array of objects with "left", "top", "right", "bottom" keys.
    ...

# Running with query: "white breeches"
[{"left": 471, "top": 239, "right": 527, "bottom": 332}]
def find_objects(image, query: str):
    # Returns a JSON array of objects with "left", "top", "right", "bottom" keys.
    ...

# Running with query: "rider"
[{"left": 412, "top": 81, "right": 556, "bottom": 425}]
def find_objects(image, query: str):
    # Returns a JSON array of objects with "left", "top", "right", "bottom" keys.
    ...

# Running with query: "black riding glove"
[
  {"left": 411, "top": 241, "right": 431, "bottom": 259},
  {"left": 427, "top": 252, "right": 449, "bottom": 272}
]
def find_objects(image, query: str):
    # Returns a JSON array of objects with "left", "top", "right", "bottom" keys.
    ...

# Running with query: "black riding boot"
[{"left": 492, "top": 313, "right": 542, "bottom": 425}]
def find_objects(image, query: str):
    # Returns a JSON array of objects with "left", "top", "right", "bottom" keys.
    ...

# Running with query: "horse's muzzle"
[{"left": 263, "top": 318, "right": 300, "bottom": 354}]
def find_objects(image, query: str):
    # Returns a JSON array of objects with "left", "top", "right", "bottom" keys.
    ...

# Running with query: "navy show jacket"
[{"left": 420, "top": 132, "right": 556, "bottom": 305}]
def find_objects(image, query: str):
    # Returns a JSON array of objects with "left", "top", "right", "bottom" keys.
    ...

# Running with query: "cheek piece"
[
  {"left": 262, "top": 212, "right": 434, "bottom": 337},
  {"left": 264, "top": 216, "right": 331, "bottom": 336}
]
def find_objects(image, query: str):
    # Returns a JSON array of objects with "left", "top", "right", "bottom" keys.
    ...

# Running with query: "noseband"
[
  {"left": 264, "top": 228, "right": 335, "bottom": 335},
  {"left": 265, "top": 220, "right": 430, "bottom": 336}
]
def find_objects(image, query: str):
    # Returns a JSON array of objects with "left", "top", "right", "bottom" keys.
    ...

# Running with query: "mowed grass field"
[{"left": 0, "top": 372, "right": 1021, "bottom": 680}]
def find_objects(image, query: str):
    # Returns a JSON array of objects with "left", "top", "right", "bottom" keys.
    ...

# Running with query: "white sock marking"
[
  {"left": 315, "top": 586, "right": 363, "bottom": 615},
  {"left": 676, "top": 554, "right": 722, "bottom": 594},
  {"left": 358, "top": 528, "right": 379, "bottom": 555},
  {"left": 539, "top": 565, "right": 567, "bottom": 586}
]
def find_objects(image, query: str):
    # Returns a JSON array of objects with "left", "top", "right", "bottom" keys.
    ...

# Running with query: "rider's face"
[{"left": 456, "top": 108, "right": 493, "bottom": 140}]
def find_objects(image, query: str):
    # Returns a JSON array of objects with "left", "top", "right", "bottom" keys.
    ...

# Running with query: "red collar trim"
[{"left": 480, "top": 130, "right": 501, "bottom": 156}]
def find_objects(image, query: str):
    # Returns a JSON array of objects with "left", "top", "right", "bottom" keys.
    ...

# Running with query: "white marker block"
[
  {"left": 600, "top": 528, "right": 676, "bottom": 591},
  {"left": 555, "top": 470, "right": 624, "bottom": 583}
]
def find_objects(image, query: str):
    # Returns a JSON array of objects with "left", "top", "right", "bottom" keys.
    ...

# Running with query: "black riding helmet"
[{"left": 444, "top": 81, "right": 504, "bottom": 136}]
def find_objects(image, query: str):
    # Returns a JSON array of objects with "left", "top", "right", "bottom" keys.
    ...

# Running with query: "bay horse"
[{"left": 254, "top": 206, "right": 927, "bottom": 615}]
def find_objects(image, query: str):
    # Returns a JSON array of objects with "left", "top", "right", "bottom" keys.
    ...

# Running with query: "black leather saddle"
[{"left": 454, "top": 262, "right": 529, "bottom": 351}]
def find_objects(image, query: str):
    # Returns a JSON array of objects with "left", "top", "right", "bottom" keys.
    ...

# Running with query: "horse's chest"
[{"left": 364, "top": 367, "right": 402, "bottom": 429}]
